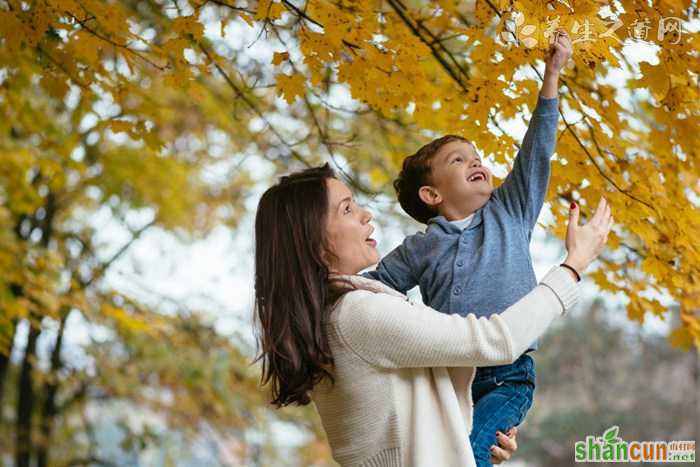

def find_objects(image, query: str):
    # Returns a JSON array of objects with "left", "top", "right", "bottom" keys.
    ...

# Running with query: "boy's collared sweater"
[
  {"left": 311, "top": 267, "right": 578, "bottom": 466},
  {"left": 364, "top": 95, "right": 559, "bottom": 351}
]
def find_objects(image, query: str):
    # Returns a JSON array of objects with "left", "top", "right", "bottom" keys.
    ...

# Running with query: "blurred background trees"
[
  {"left": 0, "top": 0, "right": 697, "bottom": 465},
  {"left": 520, "top": 299, "right": 697, "bottom": 467}
]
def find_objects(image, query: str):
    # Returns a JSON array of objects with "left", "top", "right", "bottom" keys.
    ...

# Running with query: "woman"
[{"left": 254, "top": 164, "right": 612, "bottom": 466}]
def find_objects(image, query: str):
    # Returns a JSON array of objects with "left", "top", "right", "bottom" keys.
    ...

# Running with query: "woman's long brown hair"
[{"left": 253, "top": 164, "right": 352, "bottom": 407}]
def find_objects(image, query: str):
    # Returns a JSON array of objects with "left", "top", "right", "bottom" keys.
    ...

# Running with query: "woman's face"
[{"left": 325, "top": 178, "right": 379, "bottom": 274}]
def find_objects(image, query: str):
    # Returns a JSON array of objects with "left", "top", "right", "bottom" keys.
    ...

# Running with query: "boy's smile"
[
  {"left": 419, "top": 140, "right": 494, "bottom": 221},
  {"left": 467, "top": 167, "right": 489, "bottom": 183}
]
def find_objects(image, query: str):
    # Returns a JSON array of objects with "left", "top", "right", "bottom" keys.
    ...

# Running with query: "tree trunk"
[
  {"left": 695, "top": 338, "right": 699, "bottom": 452},
  {"left": 2, "top": 284, "right": 25, "bottom": 413},
  {"left": 36, "top": 311, "right": 68, "bottom": 467},
  {"left": 16, "top": 191, "right": 56, "bottom": 467},
  {"left": 15, "top": 321, "right": 41, "bottom": 467},
  {"left": 0, "top": 317, "right": 18, "bottom": 412}
]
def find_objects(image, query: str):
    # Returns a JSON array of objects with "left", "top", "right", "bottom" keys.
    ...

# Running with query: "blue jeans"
[{"left": 469, "top": 354, "right": 535, "bottom": 467}]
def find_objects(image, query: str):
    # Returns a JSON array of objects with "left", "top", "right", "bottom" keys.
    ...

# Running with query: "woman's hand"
[
  {"left": 491, "top": 427, "right": 518, "bottom": 464},
  {"left": 564, "top": 198, "right": 613, "bottom": 275}
]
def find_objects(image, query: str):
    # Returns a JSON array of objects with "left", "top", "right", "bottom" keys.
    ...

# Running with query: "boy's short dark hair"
[{"left": 393, "top": 135, "right": 470, "bottom": 224}]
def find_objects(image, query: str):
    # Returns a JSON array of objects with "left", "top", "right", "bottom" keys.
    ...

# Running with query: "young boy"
[{"left": 364, "top": 30, "right": 573, "bottom": 466}]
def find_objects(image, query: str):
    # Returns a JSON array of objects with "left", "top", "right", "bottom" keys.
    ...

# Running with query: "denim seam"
[{"left": 470, "top": 387, "right": 531, "bottom": 442}]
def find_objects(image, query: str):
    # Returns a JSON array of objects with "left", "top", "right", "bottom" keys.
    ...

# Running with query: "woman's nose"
[{"left": 362, "top": 207, "right": 372, "bottom": 224}]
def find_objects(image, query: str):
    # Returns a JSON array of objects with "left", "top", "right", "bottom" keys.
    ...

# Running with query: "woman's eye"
[{"left": 344, "top": 205, "right": 352, "bottom": 214}]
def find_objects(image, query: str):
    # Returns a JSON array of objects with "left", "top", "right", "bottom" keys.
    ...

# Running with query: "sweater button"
[
  {"left": 456, "top": 260, "right": 464, "bottom": 267},
  {"left": 453, "top": 286, "right": 462, "bottom": 295}
]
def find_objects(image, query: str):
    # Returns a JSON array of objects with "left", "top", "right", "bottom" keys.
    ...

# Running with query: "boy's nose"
[{"left": 469, "top": 159, "right": 481, "bottom": 168}]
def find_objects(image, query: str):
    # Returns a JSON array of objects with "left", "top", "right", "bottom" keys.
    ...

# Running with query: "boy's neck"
[
  {"left": 438, "top": 194, "right": 489, "bottom": 220},
  {"left": 437, "top": 195, "right": 490, "bottom": 221},
  {"left": 439, "top": 204, "right": 480, "bottom": 222}
]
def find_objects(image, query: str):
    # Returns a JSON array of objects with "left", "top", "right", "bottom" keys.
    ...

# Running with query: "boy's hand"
[{"left": 544, "top": 29, "right": 572, "bottom": 76}]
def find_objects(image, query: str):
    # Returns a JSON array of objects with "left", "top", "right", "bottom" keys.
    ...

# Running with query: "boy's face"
[{"left": 422, "top": 140, "right": 493, "bottom": 219}]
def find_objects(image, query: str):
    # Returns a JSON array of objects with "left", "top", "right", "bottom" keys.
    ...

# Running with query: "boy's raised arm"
[{"left": 492, "top": 29, "right": 572, "bottom": 232}]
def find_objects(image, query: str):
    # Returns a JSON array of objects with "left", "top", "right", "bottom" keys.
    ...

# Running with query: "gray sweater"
[
  {"left": 311, "top": 266, "right": 578, "bottom": 466},
  {"left": 364, "top": 95, "right": 559, "bottom": 351}
]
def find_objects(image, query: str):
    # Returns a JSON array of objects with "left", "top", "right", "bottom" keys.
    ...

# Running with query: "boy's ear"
[{"left": 418, "top": 185, "right": 442, "bottom": 208}]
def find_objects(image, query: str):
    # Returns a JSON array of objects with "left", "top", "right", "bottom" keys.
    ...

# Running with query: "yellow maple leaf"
[
  {"left": 272, "top": 51, "right": 289, "bottom": 65},
  {"left": 40, "top": 73, "right": 70, "bottom": 100},
  {"left": 276, "top": 73, "right": 306, "bottom": 104},
  {"left": 70, "top": 30, "right": 103, "bottom": 68},
  {"left": 240, "top": 13, "right": 255, "bottom": 27},
  {"left": 631, "top": 62, "right": 671, "bottom": 102},
  {"left": 669, "top": 325, "right": 694, "bottom": 351},
  {"left": 641, "top": 256, "right": 668, "bottom": 279},
  {"left": 626, "top": 299, "right": 646, "bottom": 324},
  {"left": 110, "top": 120, "right": 133, "bottom": 134},
  {"left": 590, "top": 269, "right": 620, "bottom": 293},
  {"left": 173, "top": 15, "right": 204, "bottom": 40},
  {"left": 368, "top": 167, "right": 390, "bottom": 188},
  {"left": 256, "top": 0, "right": 286, "bottom": 21}
]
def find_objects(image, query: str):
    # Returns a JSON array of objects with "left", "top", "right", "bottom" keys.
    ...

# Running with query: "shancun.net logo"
[{"left": 575, "top": 426, "right": 695, "bottom": 463}]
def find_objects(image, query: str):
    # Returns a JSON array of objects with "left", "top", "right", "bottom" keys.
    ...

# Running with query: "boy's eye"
[
  {"left": 452, "top": 156, "right": 463, "bottom": 164},
  {"left": 344, "top": 204, "right": 352, "bottom": 214}
]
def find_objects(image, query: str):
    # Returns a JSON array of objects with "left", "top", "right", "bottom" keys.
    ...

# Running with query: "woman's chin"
[
  {"left": 359, "top": 251, "right": 380, "bottom": 272},
  {"left": 368, "top": 252, "right": 380, "bottom": 268}
]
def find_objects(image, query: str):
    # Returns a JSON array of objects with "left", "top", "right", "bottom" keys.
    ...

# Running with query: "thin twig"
[
  {"left": 483, "top": 0, "right": 656, "bottom": 212},
  {"left": 200, "top": 43, "right": 313, "bottom": 168},
  {"left": 67, "top": 13, "right": 167, "bottom": 71}
]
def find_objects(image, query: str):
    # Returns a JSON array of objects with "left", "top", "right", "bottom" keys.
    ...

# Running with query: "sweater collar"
[{"left": 329, "top": 273, "right": 407, "bottom": 299}]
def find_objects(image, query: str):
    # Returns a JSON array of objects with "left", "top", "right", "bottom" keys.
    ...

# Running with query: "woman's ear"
[{"left": 418, "top": 185, "right": 441, "bottom": 208}]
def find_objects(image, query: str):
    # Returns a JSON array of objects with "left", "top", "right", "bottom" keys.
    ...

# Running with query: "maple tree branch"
[
  {"left": 67, "top": 12, "right": 167, "bottom": 71},
  {"left": 559, "top": 99, "right": 658, "bottom": 213},
  {"left": 386, "top": 0, "right": 470, "bottom": 93},
  {"left": 301, "top": 93, "right": 379, "bottom": 196},
  {"left": 196, "top": 0, "right": 255, "bottom": 15},
  {"left": 481, "top": 0, "right": 658, "bottom": 214},
  {"left": 584, "top": 120, "right": 656, "bottom": 212},
  {"left": 200, "top": 43, "right": 314, "bottom": 168},
  {"left": 556, "top": 79, "right": 657, "bottom": 213},
  {"left": 267, "top": 25, "right": 379, "bottom": 195},
  {"left": 489, "top": 112, "right": 521, "bottom": 150},
  {"left": 277, "top": 0, "right": 362, "bottom": 50},
  {"left": 390, "top": 0, "right": 471, "bottom": 82},
  {"left": 65, "top": 456, "right": 118, "bottom": 467},
  {"left": 37, "top": 47, "right": 90, "bottom": 90},
  {"left": 308, "top": 89, "right": 373, "bottom": 115},
  {"left": 82, "top": 219, "right": 156, "bottom": 289},
  {"left": 280, "top": 0, "right": 323, "bottom": 28},
  {"left": 428, "top": 32, "right": 468, "bottom": 45}
]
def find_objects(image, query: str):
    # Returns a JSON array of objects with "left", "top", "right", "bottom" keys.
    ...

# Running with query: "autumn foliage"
[{"left": 0, "top": 0, "right": 698, "bottom": 464}]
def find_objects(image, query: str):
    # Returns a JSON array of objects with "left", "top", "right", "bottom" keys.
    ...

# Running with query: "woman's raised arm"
[{"left": 334, "top": 197, "right": 612, "bottom": 369}]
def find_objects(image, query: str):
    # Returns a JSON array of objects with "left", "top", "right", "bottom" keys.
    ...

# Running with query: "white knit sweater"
[{"left": 311, "top": 266, "right": 579, "bottom": 467}]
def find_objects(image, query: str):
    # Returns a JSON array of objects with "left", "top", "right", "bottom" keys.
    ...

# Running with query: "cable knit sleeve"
[{"left": 334, "top": 265, "right": 578, "bottom": 369}]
